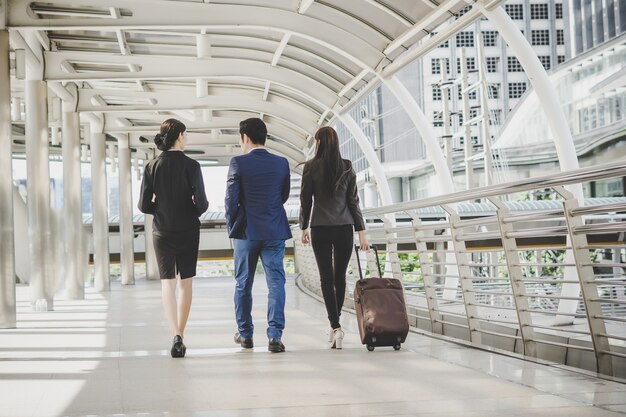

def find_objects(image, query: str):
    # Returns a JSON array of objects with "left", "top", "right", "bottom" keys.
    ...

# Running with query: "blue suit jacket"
[{"left": 225, "top": 148, "right": 292, "bottom": 240}]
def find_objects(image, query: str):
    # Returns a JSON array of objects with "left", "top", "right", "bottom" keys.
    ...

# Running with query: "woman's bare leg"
[
  {"left": 177, "top": 277, "right": 193, "bottom": 337},
  {"left": 161, "top": 279, "right": 180, "bottom": 337}
]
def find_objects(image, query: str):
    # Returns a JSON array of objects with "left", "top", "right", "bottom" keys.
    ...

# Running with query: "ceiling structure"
[{"left": 4, "top": 0, "right": 489, "bottom": 169}]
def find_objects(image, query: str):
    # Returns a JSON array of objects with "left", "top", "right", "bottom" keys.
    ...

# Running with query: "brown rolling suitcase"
[{"left": 354, "top": 245, "right": 409, "bottom": 351}]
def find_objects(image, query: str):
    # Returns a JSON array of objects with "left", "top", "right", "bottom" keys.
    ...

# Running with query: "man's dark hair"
[{"left": 239, "top": 118, "right": 267, "bottom": 145}]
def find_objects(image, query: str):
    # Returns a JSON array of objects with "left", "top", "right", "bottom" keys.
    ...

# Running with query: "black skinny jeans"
[{"left": 311, "top": 225, "right": 354, "bottom": 329}]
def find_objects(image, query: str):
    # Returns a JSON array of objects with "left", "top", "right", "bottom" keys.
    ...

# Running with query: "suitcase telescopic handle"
[{"left": 354, "top": 244, "right": 383, "bottom": 280}]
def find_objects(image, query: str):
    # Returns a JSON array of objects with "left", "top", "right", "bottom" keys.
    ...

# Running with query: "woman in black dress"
[
  {"left": 138, "top": 119, "right": 209, "bottom": 358},
  {"left": 299, "top": 126, "right": 369, "bottom": 349}
]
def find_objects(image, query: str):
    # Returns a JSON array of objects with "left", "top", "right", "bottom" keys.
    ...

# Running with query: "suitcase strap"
[{"left": 354, "top": 244, "right": 383, "bottom": 280}]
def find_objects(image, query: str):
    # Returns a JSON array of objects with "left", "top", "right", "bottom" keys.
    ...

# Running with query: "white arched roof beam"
[
  {"left": 338, "top": 114, "right": 392, "bottom": 206},
  {"left": 43, "top": 52, "right": 340, "bottom": 111},
  {"left": 476, "top": 4, "right": 581, "bottom": 187},
  {"left": 383, "top": 76, "right": 454, "bottom": 195},
  {"left": 8, "top": 1, "right": 386, "bottom": 70},
  {"left": 77, "top": 89, "right": 321, "bottom": 137},
  {"left": 50, "top": 38, "right": 352, "bottom": 96},
  {"left": 9, "top": 0, "right": 472, "bottom": 193},
  {"left": 105, "top": 117, "right": 308, "bottom": 151},
  {"left": 477, "top": 3, "right": 584, "bottom": 329}
]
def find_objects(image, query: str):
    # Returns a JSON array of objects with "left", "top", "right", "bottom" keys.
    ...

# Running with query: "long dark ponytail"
[
  {"left": 313, "top": 126, "right": 345, "bottom": 193},
  {"left": 154, "top": 118, "right": 186, "bottom": 151}
]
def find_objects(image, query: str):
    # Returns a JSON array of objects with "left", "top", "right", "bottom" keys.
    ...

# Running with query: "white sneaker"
[{"left": 331, "top": 327, "right": 344, "bottom": 349}]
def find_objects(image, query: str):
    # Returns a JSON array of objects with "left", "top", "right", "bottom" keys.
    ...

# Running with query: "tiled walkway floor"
[{"left": 1, "top": 275, "right": 625, "bottom": 417}]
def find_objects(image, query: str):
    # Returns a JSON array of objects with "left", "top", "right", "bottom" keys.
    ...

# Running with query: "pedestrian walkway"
[{"left": 1, "top": 276, "right": 626, "bottom": 417}]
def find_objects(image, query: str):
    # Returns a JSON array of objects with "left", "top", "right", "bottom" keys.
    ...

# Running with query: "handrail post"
[
  {"left": 381, "top": 214, "right": 400, "bottom": 279},
  {"left": 406, "top": 211, "right": 442, "bottom": 334},
  {"left": 489, "top": 197, "right": 537, "bottom": 357},
  {"left": 554, "top": 186, "right": 613, "bottom": 375},
  {"left": 442, "top": 204, "right": 482, "bottom": 344}
]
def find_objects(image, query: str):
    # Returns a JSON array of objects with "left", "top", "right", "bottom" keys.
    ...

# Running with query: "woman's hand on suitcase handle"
[
  {"left": 301, "top": 229, "right": 311, "bottom": 245},
  {"left": 358, "top": 230, "right": 370, "bottom": 251}
]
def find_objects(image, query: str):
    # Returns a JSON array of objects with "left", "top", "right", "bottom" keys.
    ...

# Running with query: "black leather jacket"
[{"left": 299, "top": 159, "right": 365, "bottom": 231}]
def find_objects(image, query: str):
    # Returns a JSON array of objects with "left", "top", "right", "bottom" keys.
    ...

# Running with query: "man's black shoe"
[
  {"left": 268, "top": 338, "right": 285, "bottom": 353},
  {"left": 234, "top": 332, "right": 253, "bottom": 348}
]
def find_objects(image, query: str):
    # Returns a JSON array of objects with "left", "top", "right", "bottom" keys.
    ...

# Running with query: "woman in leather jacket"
[{"left": 299, "top": 126, "right": 369, "bottom": 349}]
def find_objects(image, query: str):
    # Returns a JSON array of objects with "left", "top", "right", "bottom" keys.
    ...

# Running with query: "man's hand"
[{"left": 301, "top": 229, "right": 311, "bottom": 245}]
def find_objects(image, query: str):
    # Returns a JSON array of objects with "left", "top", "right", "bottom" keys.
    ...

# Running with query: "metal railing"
[{"left": 294, "top": 161, "right": 626, "bottom": 378}]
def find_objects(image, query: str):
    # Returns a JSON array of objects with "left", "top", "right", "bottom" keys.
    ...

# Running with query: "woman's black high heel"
[{"left": 171, "top": 335, "right": 186, "bottom": 358}]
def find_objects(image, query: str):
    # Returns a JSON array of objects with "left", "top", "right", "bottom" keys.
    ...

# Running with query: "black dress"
[{"left": 138, "top": 151, "right": 209, "bottom": 279}]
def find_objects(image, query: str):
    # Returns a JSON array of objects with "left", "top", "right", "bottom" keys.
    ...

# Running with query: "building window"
[
  {"left": 507, "top": 56, "right": 524, "bottom": 72},
  {"left": 482, "top": 31, "right": 498, "bottom": 47},
  {"left": 486, "top": 56, "right": 499, "bottom": 72},
  {"left": 557, "top": 55, "right": 565, "bottom": 64},
  {"left": 456, "top": 31, "right": 475, "bottom": 47},
  {"left": 555, "top": 3, "right": 563, "bottom": 19},
  {"left": 432, "top": 84, "right": 450, "bottom": 101},
  {"left": 509, "top": 82, "right": 527, "bottom": 99},
  {"left": 489, "top": 83, "right": 500, "bottom": 99},
  {"left": 539, "top": 55, "right": 551, "bottom": 69},
  {"left": 431, "top": 58, "right": 450, "bottom": 75},
  {"left": 490, "top": 109, "right": 502, "bottom": 125},
  {"left": 432, "top": 85, "right": 442, "bottom": 101},
  {"left": 531, "top": 29, "right": 550, "bottom": 45},
  {"left": 530, "top": 4, "right": 549, "bottom": 19},
  {"left": 457, "top": 57, "right": 476, "bottom": 73},
  {"left": 505, "top": 4, "right": 524, "bottom": 19},
  {"left": 431, "top": 32, "right": 449, "bottom": 48},
  {"left": 433, "top": 111, "right": 443, "bottom": 127},
  {"left": 458, "top": 88, "right": 477, "bottom": 100},
  {"left": 556, "top": 29, "right": 564, "bottom": 45}
]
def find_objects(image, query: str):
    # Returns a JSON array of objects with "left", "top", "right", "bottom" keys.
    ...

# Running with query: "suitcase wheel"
[
  {"left": 366, "top": 344, "right": 375, "bottom": 352},
  {"left": 393, "top": 344, "right": 401, "bottom": 351}
]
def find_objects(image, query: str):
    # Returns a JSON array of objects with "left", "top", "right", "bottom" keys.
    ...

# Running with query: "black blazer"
[
  {"left": 299, "top": 159, "right": 365, "bottom": 231},
  {"left": 138, "top": 151, "right": 209, "bottom": 233}
]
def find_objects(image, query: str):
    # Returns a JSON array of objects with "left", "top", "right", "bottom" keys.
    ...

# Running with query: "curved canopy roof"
[{"left": 5, "top": 0, "right": 482, "bottom": 168}]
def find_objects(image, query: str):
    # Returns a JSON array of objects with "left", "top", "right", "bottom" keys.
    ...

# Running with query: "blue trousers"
[{"left": 233, "top": 238, "right": 286, "bottom": 340}]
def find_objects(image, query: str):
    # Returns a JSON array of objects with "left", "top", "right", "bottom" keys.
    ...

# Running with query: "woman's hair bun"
[
  {"left": 154, "top": 133, "right": 167, "bottom": 151},
  {"left": 156, "top": 119, "right": 186, "bottom": 152}
]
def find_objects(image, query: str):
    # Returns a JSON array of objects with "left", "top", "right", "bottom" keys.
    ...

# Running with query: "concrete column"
[
  {"left": 25, "top": 79, "right": 54, "bottom": 310},
  {"left": 0, "top": 30, "right": 16, "bottom": 327},
  {"left": 364, "top": 182, "right": 379, "bottom": 208},
  {"left": 144, "top": 214, "right": 159, "bottom": 280},
  {"left": 388, "top": 177, "right": 402, "bottom": 203},
  {"left": 89, "top": 119, "right": 110, "bottom": 292},
  {"left": 401, "top": 177, "right": 411, "bottom": 202},
  {"left": 62, "top": 106, "right": 84, "bottom": 299},
  {"left": 118, "top": 136, "right": 135, "bottom": 285}
]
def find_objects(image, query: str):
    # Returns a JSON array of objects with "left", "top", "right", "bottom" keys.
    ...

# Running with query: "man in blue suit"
[{"left": 225, "top": 118, "right": 292, "bottom": 353}]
